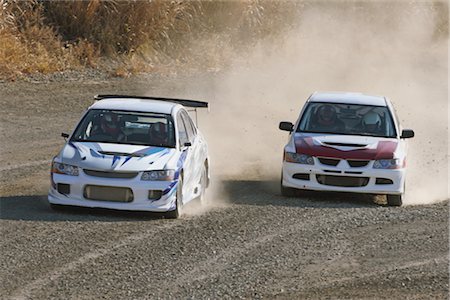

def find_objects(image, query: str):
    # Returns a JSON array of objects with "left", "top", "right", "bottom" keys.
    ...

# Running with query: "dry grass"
[
  {"left": 0, "top": 0, "right": 300, "bottom": 79},
  {"left": 1, "top": 0, "right": 446, "bottom": 80}
]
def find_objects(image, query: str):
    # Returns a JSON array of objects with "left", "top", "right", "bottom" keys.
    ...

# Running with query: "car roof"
[
  {"left": 89, "top": 98, "right": 180, "bottom": 114},
  {"left": 308, "top": 92, "right": 387, "bottom": 106}
]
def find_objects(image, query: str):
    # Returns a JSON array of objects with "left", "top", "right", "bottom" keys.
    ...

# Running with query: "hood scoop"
[
  {"left": 98, "top": 151, "right": 144, "bottom": 157},
  {"left": 323, "top": 142, "right": 368, "bottom": 148}
]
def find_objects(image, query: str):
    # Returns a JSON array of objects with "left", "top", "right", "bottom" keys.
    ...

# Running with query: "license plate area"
[{"left": 84, "top": 185, "right": 134, "bottom": 202}]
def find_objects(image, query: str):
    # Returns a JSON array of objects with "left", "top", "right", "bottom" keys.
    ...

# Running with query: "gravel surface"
[{"left": 0, "top": 76, "right": 448, "bottom": 299}]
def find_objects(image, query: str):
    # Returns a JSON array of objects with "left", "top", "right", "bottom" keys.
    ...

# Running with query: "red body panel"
[{"left": 294, "top": 136, "right": 397, "bottom": 160}]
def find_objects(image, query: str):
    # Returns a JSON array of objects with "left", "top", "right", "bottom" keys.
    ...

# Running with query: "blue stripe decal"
[
  {"left": 162, "top": 181, "right": 178, "bottom": 195},
  {"left": 121, "top": 156, "right": 133, "bottom": 166},
  {"left": 111, "top": 155, "right": 121, "bottom": 167},
  {"left": 134, "top": 147, "right": 166, "bottom": 157},
  {"left": 68, "top": 142, "right": 79, "bottom": 151},
  {"left": 177, "top": 150, "right": 188, "bottom": 168},
  {"left": 90, "top": 148, "right": 105, "bottom": 158}
]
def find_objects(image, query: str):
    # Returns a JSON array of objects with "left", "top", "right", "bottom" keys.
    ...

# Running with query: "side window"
[
  {"left": 176, "top": 113, "right": 188, "bottom": 146},
  {"left": 180, "top": 110, "right": 195, "bottom": 142},
  {"left": 186, "top": 112, "right": 197, "bottom": 136}
]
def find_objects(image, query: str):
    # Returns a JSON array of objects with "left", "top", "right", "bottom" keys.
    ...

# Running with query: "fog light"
[{"left": 148, "top": 190, "right": 162, "bottom": 200}]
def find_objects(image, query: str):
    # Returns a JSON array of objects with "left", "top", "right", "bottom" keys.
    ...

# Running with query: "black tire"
[
  {"left": 281, "top": 184, "right": 297, "bottom": 197},
  {"left": 280, "top": 172, "right": 297, "bottom": 197},
  {"left": 387, "top": 194, "right": 403, "bottom": 206},
  {"left": 50, "top": 203, "right": 66, "bottom": 211},
  {"left": 166, "top": 177, "right": 183, "bottom": 219}
]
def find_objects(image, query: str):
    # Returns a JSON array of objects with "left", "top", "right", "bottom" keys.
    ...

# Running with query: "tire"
[
  {"left": 387, "top": 194, "right": 403, "bottom": 206},
  {"left": 50, "top": 203, "right": 66, "bottom": 211},
  {"left": 280, "top": 172, "right": 297, "bottom": 197},
  {"left": 166, "top": 177, "right": 183, "bottom": 219},
  {"left": 281, "top": 185, "right": 297, "bottom": 197}
]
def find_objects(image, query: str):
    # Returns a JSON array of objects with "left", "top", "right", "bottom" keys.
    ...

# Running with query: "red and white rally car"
[{"left": 279, "top": 92, "right": 415, "bottom": 206}]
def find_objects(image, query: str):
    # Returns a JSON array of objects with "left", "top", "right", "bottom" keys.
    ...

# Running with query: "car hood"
[
  {"left": 294, "top": 133, "right": 398, "bottom": 160},
  {"left": 59, "top": 141, "right": 176, "bottom": 171}
]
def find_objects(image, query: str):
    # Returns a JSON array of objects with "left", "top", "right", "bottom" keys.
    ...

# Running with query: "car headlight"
[
  {"left": 51, "top": 162, "right": 79, "bottom": 176},
  {"left": 284, "top": 152, "right": 314, "bottom": 165},
  {"left": 141, "top": 170, "right": 176, "bottom": 181},
  {"left": 373, "top": 158, "right": 403, "bottom": 169}
]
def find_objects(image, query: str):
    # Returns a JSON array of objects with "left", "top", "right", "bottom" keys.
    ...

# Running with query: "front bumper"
[
  {"left": 282, "top": 160, "right": 405, "bottom": 195},
  {"left": 48, "top": 171, "right": 178, "bottom": 212}
]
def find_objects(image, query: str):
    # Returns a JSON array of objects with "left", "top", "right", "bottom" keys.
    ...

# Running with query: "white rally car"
[
  {"left": 48, "top": 95, "right": 210, "bottom": 218},
  {"left": 279, "top": 92, "right": 414, "bottom": 206}
]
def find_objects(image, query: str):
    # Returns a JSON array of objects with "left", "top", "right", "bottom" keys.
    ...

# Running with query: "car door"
[{"left": 181, "top": 110, "right": 203, "bottom": 189}]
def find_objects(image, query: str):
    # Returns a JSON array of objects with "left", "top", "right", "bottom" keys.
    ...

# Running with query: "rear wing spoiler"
[{"left": 94, "top": 94, "right": 208, "bottom": 108}]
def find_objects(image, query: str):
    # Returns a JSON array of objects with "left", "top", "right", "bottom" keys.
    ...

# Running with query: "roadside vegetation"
[
  {"left": 0, "top": 0, "right": 301, "bottom": 80},
  {"left": 0, "top": 0, "right": 446, "bottom": 80}
]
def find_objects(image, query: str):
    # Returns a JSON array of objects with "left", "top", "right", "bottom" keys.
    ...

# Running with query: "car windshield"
[
  {"left": 71, "top": 109, "right": 176, "bottom": 147},
  {"left": 297, "top": 102, "right": 397, "bottom": 138}
]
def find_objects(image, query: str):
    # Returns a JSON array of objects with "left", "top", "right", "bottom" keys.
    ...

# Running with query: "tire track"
[{"left": 9, "top": 221, "right": 180, "bottom": 300}]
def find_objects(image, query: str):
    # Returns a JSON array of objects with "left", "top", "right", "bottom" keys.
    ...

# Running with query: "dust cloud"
[{"left": 185, "top": 1, "right": 448, "bottom": 206}]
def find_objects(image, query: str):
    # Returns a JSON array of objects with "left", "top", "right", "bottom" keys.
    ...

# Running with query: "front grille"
[
  {"left": 318, "top": 157, "right": 340, "bottom": 166},
  {"left": 316, "top": 175, "right": 369, "bottom": 187},
  {"left": 84, "top": 169, "right": 138, "bottom": 179},
  {"left": 84, "top": 185, "right": 134, "bottom": 202},
  {"left": 347, "top": 160, "right": 370, "bottom": 167}
]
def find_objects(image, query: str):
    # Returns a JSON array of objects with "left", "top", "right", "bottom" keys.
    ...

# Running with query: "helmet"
[
  {"left": 150, "top": 122, "right": 168, "bottom": 144},
  {"left": 101, "top": 113, "right": 120, "bottom": 135},
  {"left": 362, "top": 112, "right": 381, "bottom": 132},
  {"left": 317, "top": 105, "right": 337, "bottom": 125}
]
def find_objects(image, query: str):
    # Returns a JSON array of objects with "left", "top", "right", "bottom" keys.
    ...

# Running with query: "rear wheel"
[
  {"left": 166, "top": 177, "right": 183, "bottom": 219},
  {"left": 387, "top": 194, "right": 403, "bottom": 206}
]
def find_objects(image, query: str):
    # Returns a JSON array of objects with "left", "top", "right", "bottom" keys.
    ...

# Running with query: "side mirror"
[
  {"left": 279, "top": 122, "right": 294, "bottom": 132},
  {"left": 400, "top": 129, "right": 414, "bottom": 139},
  {"left": 61, "top": 132, "right": 69, "bottom": 139}
]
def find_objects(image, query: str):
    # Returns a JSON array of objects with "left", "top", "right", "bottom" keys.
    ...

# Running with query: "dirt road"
[{"left": 0, "top": 76, "right": 448, "bottom": 299}]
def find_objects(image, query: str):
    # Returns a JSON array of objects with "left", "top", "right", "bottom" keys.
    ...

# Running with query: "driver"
[
  {"left": 100, "top": 112, "right": 125, "bottom": 141},
  {"left": 313, "top": 104, "right": 345, "bottom": 131},
  {"left": 150, "top": 122, "right": 168, "bottom": 146}
]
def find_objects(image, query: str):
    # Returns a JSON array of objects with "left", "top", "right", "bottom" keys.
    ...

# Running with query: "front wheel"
[
  {"left": 281, "top": 184, "right": 297, "bottom": 197},
  {"left": 280, "top": 172, "right": 297, "bottom": 197},
  {"left": 387, "top": 194, "right": 403, "bottom": 206},
  {"left": 166, "top": 178, "right": 183, "bottom": 219},
  {"left": 50, "top": 203, "right": 66, "bottom": 211}
]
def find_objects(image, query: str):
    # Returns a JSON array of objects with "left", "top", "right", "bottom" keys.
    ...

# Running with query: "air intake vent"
[
  {"left": 323, "top": 142, "right": 367, "bottom": 147},
  {"left": 293, "top": 173, "right": 310, "bottom": 180},
  {"left": 57, "top": 183, "right": 70, "bottom": 194}
]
